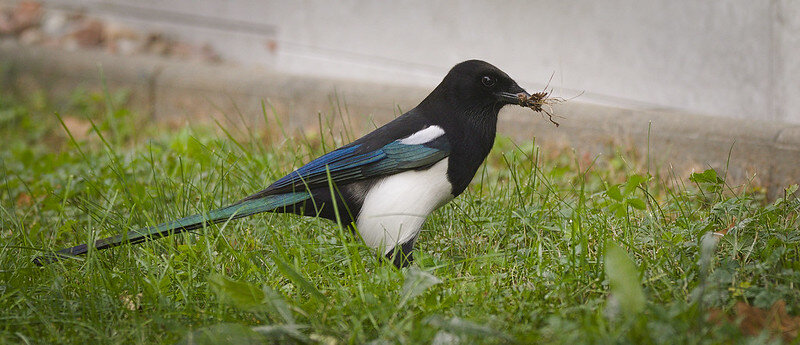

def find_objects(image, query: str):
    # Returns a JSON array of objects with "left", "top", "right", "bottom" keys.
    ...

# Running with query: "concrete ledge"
[{"left": 2, "top": 41, "right": 798, "bottom": 198}]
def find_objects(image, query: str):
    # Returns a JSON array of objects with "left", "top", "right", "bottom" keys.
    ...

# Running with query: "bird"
[{"left": 34, "top": 59, "right": 537, "bottom": 268}]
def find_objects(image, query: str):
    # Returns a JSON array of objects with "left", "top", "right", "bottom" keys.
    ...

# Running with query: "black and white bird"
[{"left": 35, "top": 60, "right": 536, "bottom": 268}]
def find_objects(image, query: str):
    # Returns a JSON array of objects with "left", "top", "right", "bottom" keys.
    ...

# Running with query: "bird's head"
[{"left": 431, "top": 60, "right": 531, "bottom": 110}]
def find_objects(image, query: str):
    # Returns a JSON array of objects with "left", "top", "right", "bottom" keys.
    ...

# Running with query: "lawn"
[{"left": 1, "top": 86, "right": 799, "bottom": 344}]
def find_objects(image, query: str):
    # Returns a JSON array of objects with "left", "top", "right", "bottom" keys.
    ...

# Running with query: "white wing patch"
[
  {"left": 356, "top": 158, "right": 453, "bottom": 254},
  {"left": 399, "top": 125, "right": 445, "bottom": 145}
]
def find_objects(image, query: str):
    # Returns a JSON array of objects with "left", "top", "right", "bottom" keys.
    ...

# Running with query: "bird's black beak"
[{"left": 496, "top": 88, "right": 531, "bottom": 106}]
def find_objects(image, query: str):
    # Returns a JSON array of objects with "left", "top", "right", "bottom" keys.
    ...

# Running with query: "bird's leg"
[{"left": 385, "top": 240, "right": 416, "bottom": 268}]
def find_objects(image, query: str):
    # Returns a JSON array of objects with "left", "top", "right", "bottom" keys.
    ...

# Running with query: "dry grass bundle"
[
  {"left": 516, "top": 73, "right": 582, "bottom": 127},
  {"left": 517, "top": 91, "right": 567, "bottom": 127}
]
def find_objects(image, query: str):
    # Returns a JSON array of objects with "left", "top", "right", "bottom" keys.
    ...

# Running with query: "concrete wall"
[{"left": 31, "top": 0, "right": 800, "bottom": 123}]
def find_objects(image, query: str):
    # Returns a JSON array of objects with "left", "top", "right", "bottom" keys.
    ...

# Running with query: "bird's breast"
[{"left": 356, "top": 158, "right": 453, "bottom": 254}]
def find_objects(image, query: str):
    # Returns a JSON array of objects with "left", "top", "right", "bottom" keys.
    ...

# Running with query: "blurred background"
[
  {"left": 5, "top": 3, "right": 800, "bottom": 343},
  {"left": 3, "top": 0, "right": 799, "bottom": 123},
  {"left": 2, "top": 0, "right": 799, "bottom": 195}
]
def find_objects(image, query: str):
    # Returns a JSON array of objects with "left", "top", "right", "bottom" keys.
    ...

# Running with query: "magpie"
[{"left": 34, "top": 60, "right": 536, "bottom": 268}]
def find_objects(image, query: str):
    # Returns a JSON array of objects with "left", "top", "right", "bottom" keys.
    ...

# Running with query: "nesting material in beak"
[{"left": 517, "top": 91, "right": 566, "bottom": 127}]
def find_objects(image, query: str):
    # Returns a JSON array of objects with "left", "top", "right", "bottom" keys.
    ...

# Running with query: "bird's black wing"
[{"left": 247, "top": 133, "right": 451, "bottom": 198}]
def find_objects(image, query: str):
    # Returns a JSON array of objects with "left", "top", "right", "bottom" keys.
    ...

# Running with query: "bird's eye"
[{"left": 481, "top": 75, "right": 495, "bottom": 87}]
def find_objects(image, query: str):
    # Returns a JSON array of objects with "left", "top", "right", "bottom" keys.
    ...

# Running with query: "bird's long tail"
[{"left": 33, "top": 192, "right": 310, "bottom": 266}]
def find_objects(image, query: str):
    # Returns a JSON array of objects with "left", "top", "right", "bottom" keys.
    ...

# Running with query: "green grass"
[{"left": 1, "top": 87, "right": 799, "bottom": 344}]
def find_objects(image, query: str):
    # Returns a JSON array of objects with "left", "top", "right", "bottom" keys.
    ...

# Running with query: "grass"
[{"left": 1, "top": 86, "right": 799, "bottom": 344}]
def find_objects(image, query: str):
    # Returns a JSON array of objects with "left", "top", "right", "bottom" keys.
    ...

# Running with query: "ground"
[{"left": 1, "top": 86, "right": 799, "bottom": 344}]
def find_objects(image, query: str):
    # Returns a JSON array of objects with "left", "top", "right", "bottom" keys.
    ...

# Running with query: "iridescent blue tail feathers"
[{"left": 32, "top": 192, "right": 310, "bottom": 266}]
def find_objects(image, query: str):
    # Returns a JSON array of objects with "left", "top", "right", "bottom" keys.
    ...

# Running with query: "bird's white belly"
[{"left": 356, "top": 158, "right": 453, "bottom": 254}]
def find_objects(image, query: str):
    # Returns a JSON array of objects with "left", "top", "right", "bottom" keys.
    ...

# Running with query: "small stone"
[
  {"left": 169, "top": 41, "right": 194, "bottom": 59},
  {"left": 10, "top": 1, "right": 42, "bottom": 34},
  {"left": 145, "top": 33, "right": 170, "bottom": 55},
  {"left": 104, "top": 21, "right": 142, "bottom": 54},
  {"left": 200, "top": 43, "right": 221, "bottom": 62},
  {"left": 67, "top": 19, "right": 104, "bottom": 47},
  {"left": 18, "top": 27, "right": 43, "bottom": 45},
  {"left": 40, "top": 11, "right": 68, "bottom": 36},
  {"left": 265, "top": 39, "right": 278, "bottom": 54},
  {"left": 104, "top": 20, "right": 138, "bottom": 41},
  {"left": 0, "top": 10, "right": 14, "bottom": 35},
  {"left": 113, "top": 37, "right": 141, "bottom": 55}
]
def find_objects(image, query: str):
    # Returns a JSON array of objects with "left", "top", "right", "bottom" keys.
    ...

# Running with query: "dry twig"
[{"left": 517, "top": 90, "right": 568, "bottom": 127}]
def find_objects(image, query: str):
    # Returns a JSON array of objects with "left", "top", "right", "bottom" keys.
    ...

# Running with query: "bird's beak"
[{"left": 497, "top": 90, "right": 532, "bottom": 106}]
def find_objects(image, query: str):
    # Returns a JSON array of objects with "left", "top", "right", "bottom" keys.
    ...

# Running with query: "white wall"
[{"left": 36, "top": 0, "right": 800, "bottom": 123}]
